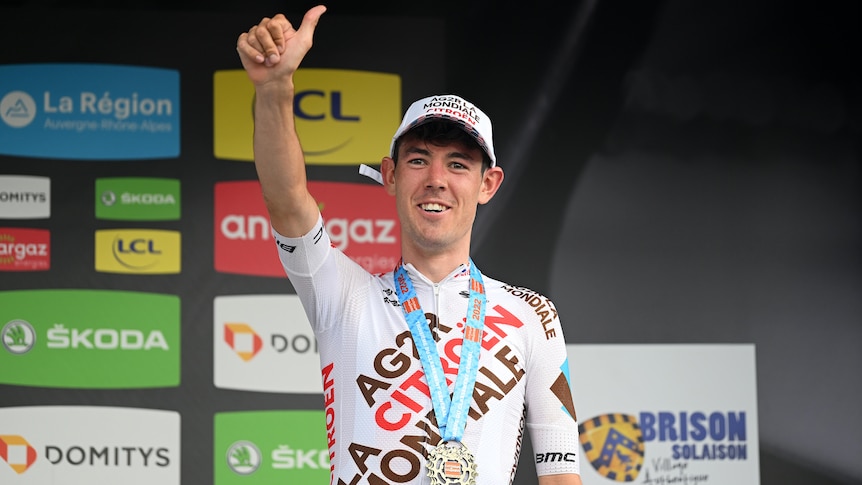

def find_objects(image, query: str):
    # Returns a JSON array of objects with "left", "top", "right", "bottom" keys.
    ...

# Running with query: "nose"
[{"left": 424, "top": 159, "right": 447, "bottom": 189}]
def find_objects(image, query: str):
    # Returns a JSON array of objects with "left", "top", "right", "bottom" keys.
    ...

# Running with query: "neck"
[{"left": 401, "top": 246, "right": 470, "bottom": 283}]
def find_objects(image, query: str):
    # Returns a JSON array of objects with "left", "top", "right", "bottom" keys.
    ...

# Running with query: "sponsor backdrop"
[
  {"left": 2, "top": 2, "right": 858, "bottom": 485},
  {"left": 0, "top": 7, "right": 442, "bottom": 485}
]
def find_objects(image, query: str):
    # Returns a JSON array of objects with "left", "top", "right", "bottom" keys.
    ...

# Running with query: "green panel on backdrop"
[
  {"left": 214, "top": 410, "right": 330, "bottom": 484},
  {"left": 95, "top": 177, "right": 181, "bottom": 221},
  {"left": 0, "top": 289, "right": 180, "bottom": 388}
]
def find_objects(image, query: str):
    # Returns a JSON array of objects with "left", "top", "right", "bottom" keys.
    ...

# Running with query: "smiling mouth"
[{"left": 420, "top": 203, "right": 447, "bottom": 213}]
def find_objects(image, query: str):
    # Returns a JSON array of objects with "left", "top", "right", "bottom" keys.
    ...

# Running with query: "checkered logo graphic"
[{"left": 579, "top": 413, "right": 645, "bottom": 482}]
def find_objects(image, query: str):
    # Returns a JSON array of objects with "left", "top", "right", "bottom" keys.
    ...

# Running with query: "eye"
[{"left": 407, "top": 157, "right": 426, "bottom": 165}]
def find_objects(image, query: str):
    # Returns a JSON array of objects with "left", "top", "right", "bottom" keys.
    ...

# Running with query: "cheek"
[{"left": 395, "top": 192, "right": 415, "bottom": 219}]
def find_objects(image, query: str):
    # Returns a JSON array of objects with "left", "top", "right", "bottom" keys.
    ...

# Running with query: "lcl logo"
[
  {"left": 114, "top": 238, "right": 162, "bottom": 255},
  {"left": 95, "top": 229, "right": 181, "bottom": 274},
  {"left": 293, "top": 90, "right": 359, "bottom": 121}
]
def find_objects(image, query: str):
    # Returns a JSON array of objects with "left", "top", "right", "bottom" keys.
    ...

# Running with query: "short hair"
[{"left": 392, "top": 120, "right": 492, "bottom": 170}]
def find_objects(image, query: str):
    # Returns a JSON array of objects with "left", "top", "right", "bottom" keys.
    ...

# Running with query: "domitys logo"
[
  {"left": 0, "top": 435, "right": 37, "bottom": 474},
  {"left": 224, "top": 323, "right": 262, "bottom": 362}
]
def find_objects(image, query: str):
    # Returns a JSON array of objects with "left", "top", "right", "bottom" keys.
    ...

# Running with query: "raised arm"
[{"left": 235, "top": 6, "right": 327, "bottom": 237}]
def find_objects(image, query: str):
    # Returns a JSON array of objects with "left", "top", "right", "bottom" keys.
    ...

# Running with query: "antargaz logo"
[
  {"left": 213, "top": 68, "right": 400, "bottom": 164},
  {"left": 0, "top": 289, "right": 180, "bottom": 389},
  {"left": 214, "top": 180, "right": 399, "bottom": 277},
  {"left": 0, "top": 63, "right": 180, "bottom": 160},
  {"left": 0, "top": 435, "right": 37, "bottom": 474},
  {"left": 0, "top": 228, "right": 50, "bottom": 271}
]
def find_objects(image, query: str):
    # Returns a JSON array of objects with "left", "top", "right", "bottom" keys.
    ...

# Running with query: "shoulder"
[
  {"left": 483, "top": 274, "right": 559, "bottom": 324},
  {"left": 481, "top": 275, "right": 566, "bottom": 349},
  {"left": 483, "top": 274, "right": 556, "bottom": 306}
]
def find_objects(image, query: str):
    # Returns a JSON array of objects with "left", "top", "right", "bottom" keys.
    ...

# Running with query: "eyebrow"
[{"left": 403, "top": 145, "right": 477, "bottom": 162}]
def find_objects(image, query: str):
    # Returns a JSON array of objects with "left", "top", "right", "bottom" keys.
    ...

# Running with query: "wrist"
[{"left": 255, "top": 77, "right": 296, "bottom": 101}]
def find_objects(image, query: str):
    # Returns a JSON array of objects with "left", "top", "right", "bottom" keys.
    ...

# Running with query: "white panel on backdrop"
[
  {"left": 567, "top": 344, "right": 759, "bottom": 484},
  {"left": 0, "top": 406, "right": 180, "bottom": 484},
  {"left": 214, "top": 294, "right": 323, "bottom": 393},
  {"left": 0, "top": 175, "right": 50, "bottom": 219}
]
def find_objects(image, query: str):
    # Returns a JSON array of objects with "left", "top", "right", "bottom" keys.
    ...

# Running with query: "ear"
[
  {"left": 381, "top": 156, "right": 397, "bottom": 196},
  {"left": 478, "top": 166, "right": 504, "bottom": 204}
]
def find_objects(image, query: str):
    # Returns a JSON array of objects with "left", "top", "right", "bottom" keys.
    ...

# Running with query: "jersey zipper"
[{"left": 433, "top": 282, "right": 441, "bottom": 320}]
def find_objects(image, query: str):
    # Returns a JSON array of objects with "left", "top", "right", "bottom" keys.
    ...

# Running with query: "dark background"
[{"left": 2, "top": 0, "right": 860, "bottom": 484}]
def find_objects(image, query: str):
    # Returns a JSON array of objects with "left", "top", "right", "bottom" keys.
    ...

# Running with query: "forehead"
[{"left": 396, "top": 135, "right": 484, "bottom": 160}]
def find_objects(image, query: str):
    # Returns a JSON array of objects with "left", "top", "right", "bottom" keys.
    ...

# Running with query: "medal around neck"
[
  {"left": 393, "top": 260, "right": 487, "bottom": 485},
  {"left": 427, "top": 441, "right": 478, "bottom": 485}
]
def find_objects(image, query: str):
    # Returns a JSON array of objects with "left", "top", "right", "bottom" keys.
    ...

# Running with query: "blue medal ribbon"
[{"left": 394, "top": 259, "right": 486, "bottom": 442}]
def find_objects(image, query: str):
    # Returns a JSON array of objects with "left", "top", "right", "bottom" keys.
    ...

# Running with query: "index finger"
[
  {"left": 254, "top": 15, "right": 290, "bottom": 63},
  {"left": 264, "top": 13, "right": 290, "bottom": 54}
]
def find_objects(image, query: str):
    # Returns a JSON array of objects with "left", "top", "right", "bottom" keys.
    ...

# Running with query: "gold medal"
[{"left": 426, "top": 441, "right": 478, "bottom": 485}]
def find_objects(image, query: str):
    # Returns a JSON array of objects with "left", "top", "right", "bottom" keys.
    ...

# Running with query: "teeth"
[{"left": 421, "top": 203, "right": 446, "bottom": 212}]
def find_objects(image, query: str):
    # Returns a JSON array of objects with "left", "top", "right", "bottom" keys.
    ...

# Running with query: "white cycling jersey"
[{"left": 274, "top": 215, "right": 580, "bottom": 484}]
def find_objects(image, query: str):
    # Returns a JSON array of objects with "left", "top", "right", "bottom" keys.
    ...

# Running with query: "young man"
[{"left": 236, "top": 6, "right": 583, "bottom": 484}]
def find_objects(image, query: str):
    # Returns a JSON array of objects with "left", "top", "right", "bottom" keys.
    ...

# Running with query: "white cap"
[{"left": 389, "top": 94, "right": 497, "bottom": 166}]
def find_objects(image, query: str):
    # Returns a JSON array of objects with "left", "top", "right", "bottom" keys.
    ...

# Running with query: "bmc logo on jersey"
[
  {"left": 213, "top": 68, "right": 400, "bottom": 164},
  {"left": 95, "top": 229, "right": 181, "bottom": 274},
  {"left": 0, "top": 228, "right": 50, "bottom": 271},
  {"left": 213, "top": 180, "right": 399, "bottom": 277}
]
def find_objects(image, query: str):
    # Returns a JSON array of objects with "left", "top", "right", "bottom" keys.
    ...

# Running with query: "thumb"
[{"left": 297, "top": 5, "right": 327, "bottom": 39}]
